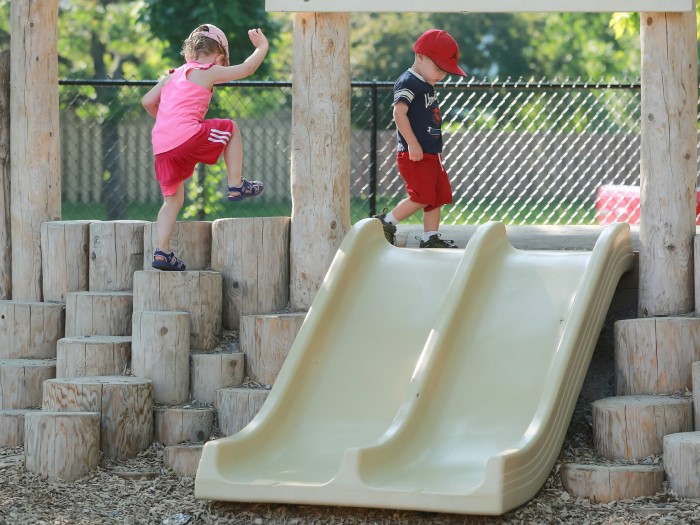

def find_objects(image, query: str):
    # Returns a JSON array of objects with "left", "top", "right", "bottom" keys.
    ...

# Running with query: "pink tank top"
[{"left": 151, "top": 61, "right": 214, "bottom": 154}]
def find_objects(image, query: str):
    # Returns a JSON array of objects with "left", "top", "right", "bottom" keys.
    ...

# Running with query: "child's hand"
[
  {"left": 248, "top": 28, "right": 268, "bottom": 49},
  {"left": 408, "top": 144, "right": 424, "bottom": 162}
]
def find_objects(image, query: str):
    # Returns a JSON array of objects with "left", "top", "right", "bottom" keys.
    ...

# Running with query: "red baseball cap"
[{"left": 413, "top": 29, "right": 467, "bottom": 77}]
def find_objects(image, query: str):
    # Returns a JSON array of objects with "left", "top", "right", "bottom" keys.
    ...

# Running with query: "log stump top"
[{"left": 44, "top": 375, "right": 150, "bottom": 386}]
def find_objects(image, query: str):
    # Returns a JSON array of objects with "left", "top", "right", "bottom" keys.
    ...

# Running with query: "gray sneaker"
[
  {"left": 372, "top": 208, "right": 397, "bottom": 245},
  {"left": 418, "top": 234, "right": 458, "bottom": 249}
]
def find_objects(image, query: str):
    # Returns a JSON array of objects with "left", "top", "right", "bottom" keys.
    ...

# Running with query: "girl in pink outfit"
[{"left": 142, "top": 24, "right": 268, "bottom": 271}]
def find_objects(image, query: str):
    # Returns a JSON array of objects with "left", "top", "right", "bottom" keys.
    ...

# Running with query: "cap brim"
[{"left": 435, "top": 60, "right": 467, "bottom": 77}]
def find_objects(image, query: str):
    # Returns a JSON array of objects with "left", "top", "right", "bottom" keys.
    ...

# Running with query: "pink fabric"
[{"left": 151, "top": 61, "right": 215, "bottom": 154}]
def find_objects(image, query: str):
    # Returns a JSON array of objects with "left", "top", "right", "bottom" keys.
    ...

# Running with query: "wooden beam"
[{"left": 266, "top": 0, "right": 692, "bottom": 13}]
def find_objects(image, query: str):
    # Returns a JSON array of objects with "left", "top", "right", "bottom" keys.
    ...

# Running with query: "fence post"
[{"left": 369, "top": 82, "right": 378, "bottom": 217}]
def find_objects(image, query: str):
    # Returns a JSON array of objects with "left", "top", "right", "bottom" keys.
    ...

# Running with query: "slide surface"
[{"left": 195, "top": 219, "right": 633, "bottom": 515}]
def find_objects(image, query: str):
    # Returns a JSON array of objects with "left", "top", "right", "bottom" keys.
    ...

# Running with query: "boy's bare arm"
[
  {"left": 393, "top": 102, "right": 423, "bottom": 161},
  {"left": 206, "top": 29, "right": 269, "bottom": 84}
]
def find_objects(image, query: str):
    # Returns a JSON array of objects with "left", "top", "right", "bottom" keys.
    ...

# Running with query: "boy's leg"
[
  {"left": 392, "top": 198, "right": 426, "bottom": 222},
  {"left": 423, "top": 206, "right": 440, "bottom": 233},
  {"left": 156, "top": 183, "right": 185, "bottom": 256}
]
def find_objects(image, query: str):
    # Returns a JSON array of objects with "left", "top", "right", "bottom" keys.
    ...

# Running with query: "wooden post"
[
  {"left": 639, "top": 7, "right": 698, "bottom": 316},
  {"left": 10, "top": 0, "right": 61, "bottom": 301},
  {"left": 289, "top": 13, "right": 351, "bottom": 309},
  {"left": 0, "top": 50, "right": 11, "bottom": 300},
  {"left": 663, "top": 432, "right": 700, "bottom": 498},
  {"left": 561, "top": 464, "right": 664, "bottom": 503},
  {"left": 693, "top": 361, "right": 700, "bottom": 430},
  {"left": 89, "top": 221, "right": 147, "bottom": 292},
  {"left": 41, "top": 220, "right": 93, "bottom": 302}
]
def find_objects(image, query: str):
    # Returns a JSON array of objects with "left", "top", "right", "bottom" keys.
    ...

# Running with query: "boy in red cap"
[
  {"left": 374, "top": 29, "right": 467, "bottom": 248},
  {"left": 142, "top": 24, "right": 268, "bottom": 271}
]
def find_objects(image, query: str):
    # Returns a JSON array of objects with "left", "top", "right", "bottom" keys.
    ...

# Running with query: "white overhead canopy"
[{"left": 266, "top": 0, "right": 692, "bottom": 12}]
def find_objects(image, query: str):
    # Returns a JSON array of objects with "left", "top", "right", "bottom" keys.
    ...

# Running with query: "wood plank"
[{"left": 0, "top": 50, "right": 10, "bottom": 300}]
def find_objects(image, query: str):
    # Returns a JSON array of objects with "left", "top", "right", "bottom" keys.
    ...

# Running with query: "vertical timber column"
[
  {"left": 0, "top": 50, "right": 10, "bottom": 299},
  {"left": 290, "top": 13, "right": 351, "bottom": 309},
  {"left": 10, "top": 0, "right": 61, "bottom": 301},
  {"left": 639, "top": 6, "right": 698, "bottom": 316}
]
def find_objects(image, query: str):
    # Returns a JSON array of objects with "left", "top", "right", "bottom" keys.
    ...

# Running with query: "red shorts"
[
  {"left": 155, "top": 118, "right": 235, "bottom": 196},
  {"left": 396, "top": 152, "right": 452, "bottom": 212}
]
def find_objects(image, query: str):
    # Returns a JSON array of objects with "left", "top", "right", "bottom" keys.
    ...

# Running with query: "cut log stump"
[
  {"left": 592, "top": 395, "right": 693, "bottom": 459},
  {"left": 41, "top": 220, "right": 92, "bottom": 302},
  {"left": 143, "top": 221, "right": 212, "bottom": 271},
  {"left": 132, "top": 311, "right": 189, "bottom": 404},
  {"left": 24, "top": 411, "right": 100, "bottom": 481},
  {"left": 211, "top": 217, "right": 290, "bottom": 330},
  {"left": 164, "top": 444, "right": 203, "bottom": 478},
  {"left": 240, "top": 312, "right": 305, "bottom": 385},
  {"left": 154, "top": 406, "right": 214, "bottom": 446},
  {"left": 693, "top": 361, "right": 700, "bottom": 431},
  {"left": 0, "top": 301, "right": 64, "bottom": 359},
  {"left": 615, "top": 317, "right": 700, "bottom": 395},
  {"left": 65, "top": 291, "right": 133, "bottom": 337},
  {"left": 89, "top": 220, "right": 147, "bottom": 292},
  {"left": 0, "top": 408, "right": 40, "bottom": 446},
  {"left": 0, "top": 359, "right": 56, "bottom": 409},
  {"left": 217, "top": 387, "right": 269, "bottom": 436},
  {"left": 42, "top": 376, "right": 153, "bottom": 459},
  {"left": 561, "top": 463, "right": 664, "bottom": 503},
  {"left": 663, "top": 431, "right": 700, "bottom": 498},
  {"left": 190, "top": 352, "right": 244, "bottom": 404},
  {"left": 133, "top": 270, "right": 222, "bottom": 351},
  {"left": 56, "top": 336, "right": 131, "bottom": 378}
]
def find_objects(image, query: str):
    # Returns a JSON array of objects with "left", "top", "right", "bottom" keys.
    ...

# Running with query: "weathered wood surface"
[
  {"left": 41, "top": 220, "right": 92, "bottom": 302},
  {"left": 24, "top": 411, "right": 100, "bottom": 481},
  {"left": 0, "top": 301, "right": 64, "bottom": 359},
  {"left": 615, "top": 317, "right": 700, "bottom": 394},
  {"left": 163, "top": 444, "right": 203, "bottom": 478},
  {"left": 217, "top": 387, "right": 269, "bottom": 436},
  {"left": 65, "top": 291, "right": 133, "bottom": 337},
  {"left": 289, "top": 13, "right": 351, "bottom": 310},
  {"left": 0, "top": 358, "right": 56, "bottom": 409},
  {"left": 154, "top": 407, "right": 214, "bottom": 446},
  {"left": 639, "top": 10, "right": 698, "bottom": 317},
  {"left": 0, "top": 50, "right": 11, "bottom": 300},
  {"left": 561, "top": 463, "right": 664, "bottom": 503},
  {"left": 56, "top": 336, "right": 131, "bottom": 378},
  {"left": 42, "top": 376, "right": 153, "bottom": 459},
  {"left": 693, "top": 361, "right": 700, "bottom": 430},
  {"left": 240, "top": 312, "right": 305, "bottom": 385},
  {"left": 592, "top": 395, "right": 693, "bottom": 459},
  {"left": 89, "top": 220, "right": 147, "bottom": 292},
  {"left": 10, "top": 0, "right": 61, "bottom": 302},
  {"left": 133, "top": 270, "right": 221, "bottom": 351},
  {"left": 211, "top": 217, "right": 290, "bottom": 330},
  {"left": 190, "top": 352, "right": 244, "bottom": 404},
  {"left": 132, "top": 311, "right": 189, "bottom": 404},
  {"left": 0, "top": 408, "right": 39, "bottom": 446},
  {"left": 663, "top": 431, "right": 700, "bottom": 498},
  {"left": 143, "top": 221, "right": 212, "bottom": 271}
]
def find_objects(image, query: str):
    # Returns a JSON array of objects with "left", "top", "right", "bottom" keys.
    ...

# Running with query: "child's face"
[{"left": 414, "top": 54, "right": 447, "bottom": 86}]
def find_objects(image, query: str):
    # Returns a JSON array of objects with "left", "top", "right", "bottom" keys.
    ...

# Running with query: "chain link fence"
[{"left": 59, "top": 78, "right": 658, "bottom": 225}]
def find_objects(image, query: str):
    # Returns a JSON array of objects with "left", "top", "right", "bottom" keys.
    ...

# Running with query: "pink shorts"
[
  {"left": 397, "top": 152, "right": 453, "bottom": 212},
  {"left": 155, "top": 118, "right": 235, "bottom": 196}
]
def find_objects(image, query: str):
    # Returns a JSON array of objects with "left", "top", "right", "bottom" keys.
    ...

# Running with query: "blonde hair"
[{"left": 181, "top": 25, "right": 229, "bottom": 65}]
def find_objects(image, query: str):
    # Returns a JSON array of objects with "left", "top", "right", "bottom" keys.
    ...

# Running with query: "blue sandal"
[
  {"left": 152, "top": 250, "right": 187, "bottom": 271},
  {"left": 228, "top": 179, "right": 264, "bottom": 202}
]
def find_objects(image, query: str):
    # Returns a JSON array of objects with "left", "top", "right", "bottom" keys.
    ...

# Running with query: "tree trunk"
[{"left": 0, "top": 50, "right": 11, "bottom": 300}]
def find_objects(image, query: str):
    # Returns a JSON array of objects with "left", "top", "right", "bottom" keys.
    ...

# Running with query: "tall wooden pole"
[
  {"left": 10, "top": 0, "right": 61, "bottom": 301},
  {"left": 289, "top": 13, "right": 351, "bottom": 309},
  {"left": 639, "top": 6, "right": 698, "bottom": 316},
  {"left": 0, "top": 50, "right": 11, "bottom": 299}
]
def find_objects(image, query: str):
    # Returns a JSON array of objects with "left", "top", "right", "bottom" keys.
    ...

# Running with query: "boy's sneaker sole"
[
  {"left": 372, "top": 210, "right": 397, "bottom": 245},
  {"left": 418, "top": 234, "right": 458, "bottom": 249}
]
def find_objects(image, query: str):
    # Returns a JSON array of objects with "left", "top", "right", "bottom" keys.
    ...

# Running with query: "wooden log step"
[
  {"left": 133, "top": 270, "right": 222, "bottom": 351},
  {"left": 211, "top": 217, "right": 290, "bottom": 330},
  {"left": 65, "top": 291, "right": 133, "bottom": 337},
  {"left": 615, "top": 317, "right": 700, "bottom": 395},
  {"left": 190, "top": 351, "right": 244, "bottom": 404},
  {"left": 41, "top": 220, "right": 93, "bottom": 302},
  {"left": 89, "top": 220, "right": 147, "bottom": 292},
  {"left": 164, "top": 444, "right": 203, "bottom": 478},
  {"left": 593, "top": 395, "right": 694, "bottom": 460},
  {"left": 561, "top": 463, "right": 664, "bottom": 503},
  {"left": 693, "top": 361, "right": 700, "bottom": 431},
  {"left": 143, "top": 221, "right": 212, "bottom": 271},
  {"left": 154, "top": 406, "right": 215, "bottom": 446},
  {"left": 24, "top": 411, "right": 100, "bottom": 481},
  {"left": 0, "top": 301, "right": 64, "bottom": 359},
  {"left": 0, "top": 359, "right": 56, "bottom": 409},
  {"left": 0, "top": 408, "right": 40, "bottom": 446},
  {"left": 56, "top": 336, "right": 131, "bottom": 378},
  {"left": 217, "top": 387, "right": 269, "bottom": 436},
  {"left": 42, "top": 376, "right": 153, "bottom": 459},
  {"left": 663, "top": 431, "right": 700, "bottom": 498},
  {"left": 240, "top": 312, "right": 305, "bottom": 385}
]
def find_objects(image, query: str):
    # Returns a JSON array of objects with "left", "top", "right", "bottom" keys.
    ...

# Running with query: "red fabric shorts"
[
  {"left": 155, "top": 118, "right": 235, "bottom": 196},
  {"left": 396, "top": 152, "right": 452, "bottom": 212}
]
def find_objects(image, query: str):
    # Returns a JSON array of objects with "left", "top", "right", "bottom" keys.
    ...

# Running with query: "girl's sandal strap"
[{"left": 228, "top": 179, "right": 264, "bottom": 202}]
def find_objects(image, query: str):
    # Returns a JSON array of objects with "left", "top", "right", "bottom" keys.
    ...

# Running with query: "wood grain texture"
[
  {"left": 154, "top": 407, "right": 214, "bottom": 446},
  {"left": 0, "top": 50, "right": 10, "bottom": 300},
  {"left": 41, "top": 220, "right": 93, "bottom": 302},
  {"left": 216, "top": 387, "right": 269, "bottom": 436},
  {"left": 663, "top": 431, "right": 700, "bottom": 498},
  {"left": 190, "top": 352, "right": 244, "bottom": 404},
  {"left": 0, "top": 301, "right": 64, "bottom": 359},
  {"left": 163, "top": 444, "right": 203, "bottom": 478},
  {"left": 89, "top": 221, "right": 147, "bottom": 292},
  {"left": 694, "top": 361, "right": 700, "bottom": 430},
  {"left": 561, "top": 463, "right": 664, "bottom": 503},
  {"left": 65, "top": 291, "right": 133, "bottom": 337},
  {"left": 143, "top": 221, "right": 212, "bottom": 271},
  {"left": 0, "top": 358, "right": 56, "bottom": 409},
  {"left": 56, "top": 336, "right": 131, "bottom": 378},
  {"left": 0, "top": 408, "right": 39, "bottom": 446}
]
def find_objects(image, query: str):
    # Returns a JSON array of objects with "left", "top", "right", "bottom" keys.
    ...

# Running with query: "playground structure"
[{"left": 0, "top": 0, "right": 699, "bottom": 516}]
